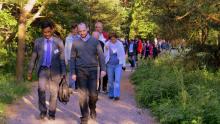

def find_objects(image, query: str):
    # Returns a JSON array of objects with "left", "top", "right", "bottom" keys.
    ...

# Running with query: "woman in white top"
[{"left": 104, "top": 33, "right": 126, "bottom": 100}]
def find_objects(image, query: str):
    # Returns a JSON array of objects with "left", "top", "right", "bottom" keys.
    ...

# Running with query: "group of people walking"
[
  {"left": 124, "top": 38, "right": 161, "bottom": 70},
  {"left": 27, "top": 20, "right": 126, "bottom": 124}
]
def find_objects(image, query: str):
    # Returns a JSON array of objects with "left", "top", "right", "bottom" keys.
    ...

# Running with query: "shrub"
[{"left": 132, "top": 56, "right": 220, "bottom": 124}]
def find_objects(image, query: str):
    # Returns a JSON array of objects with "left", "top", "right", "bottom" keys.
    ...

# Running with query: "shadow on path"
[{"left": 6, "top": 66, "right": 157, "bottom": 124}]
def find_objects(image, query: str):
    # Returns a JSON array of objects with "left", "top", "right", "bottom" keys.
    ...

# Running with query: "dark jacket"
[{"left": 28, "top": 37, "right": 66, "bottom": 78}]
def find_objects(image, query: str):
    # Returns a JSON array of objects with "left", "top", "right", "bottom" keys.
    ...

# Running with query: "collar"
[
  {"left": 44, "top": 37, "right": 53, "bottom": 42},
  {"left": 81, "top": 34, "right": 90, "bottom": 42}
]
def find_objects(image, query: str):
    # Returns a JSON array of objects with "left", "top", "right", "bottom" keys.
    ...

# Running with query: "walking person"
[
  {"left": 64, "top": 23, "right": 79, "bottom": 90},
  {"left": 27, "top": 20, "right": 66, "bottom": 120},
  {"left": 95, "top": 21, "right": 109, "bottom": 93},
  {"left": 104, "top": 32, "right": 126, "bottom": 100},
  {"left": 70, "top": 23, "right": 106, "bottom": 124},
  {"left": 128, "top": 39, "right": 137, "bottom": 70}
]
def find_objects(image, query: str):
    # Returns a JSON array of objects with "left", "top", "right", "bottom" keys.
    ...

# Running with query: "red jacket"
[
  {"left": 137, "top": 40, "right": 143, "bottom": 54},
  {"left": 102, "top": 32, "right": 109, "bottom": 41}
]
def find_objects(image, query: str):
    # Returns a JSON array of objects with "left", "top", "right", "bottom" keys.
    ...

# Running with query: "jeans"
[
  {"left": 107, "top": 64, "right": 122, "bottom": 97},
  {"left": 76, "top": 67, "right": 98, "bottom": 120}
]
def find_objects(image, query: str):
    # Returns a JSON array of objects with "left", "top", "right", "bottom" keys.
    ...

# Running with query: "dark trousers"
[
  {"left": 128, "top": 52, "right": 136, "bottom": 67},
  {"left": 76, "top": 67, "right": 98, "bottom": 120},
  {"left": 98, "top": 75, "right": 108, "bottom": 91}
]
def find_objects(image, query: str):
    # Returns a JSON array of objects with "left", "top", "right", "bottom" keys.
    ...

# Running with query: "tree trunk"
[
  {"left": 16, "top": 0, "right": 37, "bottom": 83},
  {"left": 0, "top": 3, "right": 3, "bottom": 10},
  {"left": 218, "top": 32, "right": 220, "bottom": 47}
]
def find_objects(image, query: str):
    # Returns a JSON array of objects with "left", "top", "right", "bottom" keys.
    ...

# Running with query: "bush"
[{"left": 132, "top": 56, "right": 220, "bottom": 124}]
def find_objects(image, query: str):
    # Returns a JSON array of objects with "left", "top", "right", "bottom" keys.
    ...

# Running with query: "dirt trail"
[{"left": 6, "top": 66, "right": 156, "bottom": 124}]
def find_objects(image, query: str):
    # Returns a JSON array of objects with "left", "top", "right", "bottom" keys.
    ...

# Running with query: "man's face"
[
  {"left": 43, "top": 27, "right": 53, "bottom": 39},
  {"left": 78, "top": 25, "right": 88, "bottom": 38},
  {"left": 95, "top": 23, "right": 103, "bottom": 33},
  {"left": 71, "top": 27, "right": 78, "bottom": 35}
]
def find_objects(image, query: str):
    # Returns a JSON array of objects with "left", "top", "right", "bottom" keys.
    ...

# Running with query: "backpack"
[{"left": 58, "top": 77, "right": 70, "bottom": 104}]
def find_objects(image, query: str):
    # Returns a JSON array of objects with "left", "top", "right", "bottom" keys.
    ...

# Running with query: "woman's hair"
[{"left": 109, "top": 32, "right": 118, "bottom": 39}]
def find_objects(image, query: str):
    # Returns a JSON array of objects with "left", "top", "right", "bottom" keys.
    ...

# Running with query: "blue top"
[
  {"left": 42, "top": 37, "right": 53, "bottom": 67},
  {"left": 108, "top": 47, "right": 119, "bottom": 65}
]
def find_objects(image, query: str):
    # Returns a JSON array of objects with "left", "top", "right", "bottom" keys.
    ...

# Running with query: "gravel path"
[{"left": 6, "top": 67, "right": 156, "bottom": 124}]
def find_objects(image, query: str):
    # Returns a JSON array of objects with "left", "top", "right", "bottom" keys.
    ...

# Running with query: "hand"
[
  {"left": 105, "top": 45, "right": 109, "bottom": 50},
  {"left": 27, "top": 73, "right": 32, "bottom": 81},
  {"left": 122, "top": 67, "right": 126, "bottom": 71},
  {"left": 72, "top": 74, "right": 77, "bottom": 81},
  {"left": 62, "top": 75, "right": 66, "bottom": 79},
  {"left": 101, "top": 71, "right": 106, "bottom": 78}
]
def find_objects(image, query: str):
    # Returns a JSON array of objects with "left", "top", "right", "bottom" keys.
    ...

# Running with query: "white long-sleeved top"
[
  {"left": 64, "top": 34, "right": 79, "bottom": 64},
  {"left": 104, "top": 40, "right": 126, "bottom": 67}
]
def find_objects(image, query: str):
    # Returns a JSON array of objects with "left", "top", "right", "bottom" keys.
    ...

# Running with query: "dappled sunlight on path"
[{"left": 6, "top": 66, "right": 156, "bottom": 124}]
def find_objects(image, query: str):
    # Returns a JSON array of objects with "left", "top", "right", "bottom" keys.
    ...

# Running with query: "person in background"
[
  {"left": 92, "top": 31, "right": 104, "bottom": 51},
  {"left": 137, "top": 38, "right": 143, "bottom": 56},
  {"left": 95, "top": 21, "right": 109, "bottom": 93},
  {"left": 70, "top": 23, "right": 106, "bottom": 124},
  {"left": 141, "top": 40, "right": 146, "bottom": 59},
  {"left": 149, "top": 41, "right": 154, "bottom": 58},
  {"left": 54, "top": 31, "right": 62, "bottom": 41},
  {"left": 104, "top": 32, "right": 126, "bottom": 100},
  {"left": 27, "top": 20, "right": 66, "bottom": 120},
  {"left": 92, "top": 31, "right": 105, "bottom": 93},
  {"left": 144, "top": 40, "right": 150, "bottom": 59},
  {"left": 64, "top": 23, "right": 79, "bottom": 90},
  {"left": 128, "top": 39, "right": 137, "bottom": 70}
]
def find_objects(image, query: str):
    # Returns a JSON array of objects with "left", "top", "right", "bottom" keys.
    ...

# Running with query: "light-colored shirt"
[
  {"left": 81, "top": 34, "right": 91, "bottom": 42},
  {"left": 64, "top": 34, "right": 79, "bottom": 64},
  {"left": 109, "top": 42, "right": 118, "bottom": 53},
  {"left": 129, "top": 42, "right": 134, "bottom": 53},
  {"left": 104, "top": 40, "right": 126, "bottom": 67},
  {"left": 99, "top": 33, "right": 106, "bottom": 44}
]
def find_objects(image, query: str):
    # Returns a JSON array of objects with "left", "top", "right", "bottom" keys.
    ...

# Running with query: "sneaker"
[{"left": 114, "top": 97, "right": 120, "bottom": 101}]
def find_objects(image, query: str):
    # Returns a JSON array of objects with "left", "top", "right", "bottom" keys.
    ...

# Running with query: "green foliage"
[
  {"left": 132, "top": 57, "right": 220, "bottom": 124},
  {"left": 0, "top": 73, "right": 30, "bottom": 120},
  {"left": 0, "top": 10, "right": 17, "bottom": 44},
  {"left": 129, "top": 0, "right": 158, "bottom": 39},
  {"left": 148, "top": 0, "right": 220, "bottom": 43}
]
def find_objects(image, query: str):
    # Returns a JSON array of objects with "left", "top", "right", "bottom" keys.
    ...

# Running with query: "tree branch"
[
  {"left": 203, "top": 13, "right": 220, "bottom": 24},
  {"left": 175, "top": 3, "right": 203, "bottom": 20},
  {"left": 26, "top": 0, "right": 49, "bottom": 27},
  {"left": 5, "top": 0, "right": 49, "bottom": 44}
]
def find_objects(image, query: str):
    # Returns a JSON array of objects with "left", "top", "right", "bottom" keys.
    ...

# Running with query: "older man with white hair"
[
  {"left": 95, "top": 22, "right": 109, "bottom": 92},
  {"left": 70, "top": 23, "right": 106, "bottom": 124}
]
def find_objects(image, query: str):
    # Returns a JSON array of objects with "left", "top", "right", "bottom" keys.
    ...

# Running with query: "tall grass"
[
  {"left": 132, "top": 56, "right": 220, "bottom": 124},
  {"left": 0, "top": 55, "right": 31, "bottom": 123}
]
